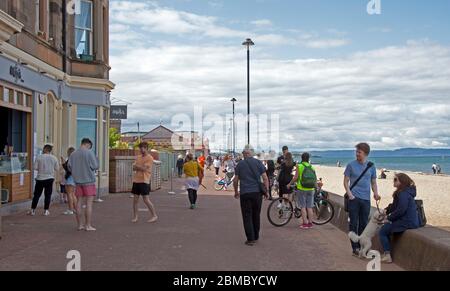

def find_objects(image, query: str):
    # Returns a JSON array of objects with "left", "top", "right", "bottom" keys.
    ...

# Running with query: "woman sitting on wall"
[{"left": 379, "top": 173, "right": 419, "bottom": 264}]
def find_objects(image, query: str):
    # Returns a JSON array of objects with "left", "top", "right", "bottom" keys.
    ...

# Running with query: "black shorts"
[{"left": 132, "top": 183, "right": 151, "bottom": 196}]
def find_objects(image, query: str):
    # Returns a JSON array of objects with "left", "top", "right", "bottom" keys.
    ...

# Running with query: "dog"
[{"left": 348, "top": 210, "right": 386, "bottom": 259}]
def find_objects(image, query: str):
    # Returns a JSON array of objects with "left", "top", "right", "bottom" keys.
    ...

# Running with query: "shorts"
[
  {"left": 297, "top": 190, "right": 315, "bottom": 208},
  {"left": 75, "top": 184, "right": 97, "bottom": 198},
  {"left": 65, "top": 176, "right": 76, "bottom": 187},
  {"left": 132, "top": 183, "right": 151, "bottom": 196}
]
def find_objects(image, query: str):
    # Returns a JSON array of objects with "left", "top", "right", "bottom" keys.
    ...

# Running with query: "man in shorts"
[
  {"left": 290, "top": 152, "right": 318, "bottom": 229},
  {"left": 68, "top": 138, "right": 99, "bottom": 231},
  {"left": 132, "top": 142, "right": 158, "bottom": 223}
]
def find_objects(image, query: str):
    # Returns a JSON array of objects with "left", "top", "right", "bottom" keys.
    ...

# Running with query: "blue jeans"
[
  {"left": 348, "top": 197, "right": 371, "bottom": 251},
  {"left": 379, "top": 223, "right": 395, "bottom": 252}
]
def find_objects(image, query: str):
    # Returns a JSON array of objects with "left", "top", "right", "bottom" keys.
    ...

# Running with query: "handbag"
[
  {"left": 244, "top": 159, "right": 268, "bottom": 196},
  {"left": 344, "top": 162, "right": 374, "bottom": 212}
]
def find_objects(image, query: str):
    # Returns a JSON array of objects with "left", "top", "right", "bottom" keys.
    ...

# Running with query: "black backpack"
[{"left": 416, "top": 200, "right": 427, "bottom": 227}]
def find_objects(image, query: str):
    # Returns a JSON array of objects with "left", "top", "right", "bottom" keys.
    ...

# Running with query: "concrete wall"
[{"left": 326, "top": 192, "right": 450, "bottom": 271}]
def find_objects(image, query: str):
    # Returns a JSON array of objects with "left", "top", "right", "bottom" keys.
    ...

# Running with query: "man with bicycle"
[{"left": 290, "top": 152, "right": 318, "bottom": 229}]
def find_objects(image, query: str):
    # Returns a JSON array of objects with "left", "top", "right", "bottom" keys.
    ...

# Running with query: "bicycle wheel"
[
  {"left": 267, "top": 198, "right": 293, "bottom": 227},
  {"left": 214, "top": 180, "right": 225, "bottom": 191},
  {"left": 311, "top": 199, "right": 335, "bottom": 225}
]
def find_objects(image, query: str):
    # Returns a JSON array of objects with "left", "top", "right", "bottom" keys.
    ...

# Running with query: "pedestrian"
[
  {"left": 68, "top": 138, "right": 99, "bottom": 231},
  {"left": 432, "top": 163, "right": 437, "bottom": 175},
  {"left": 276, "top": 146, "right": 289, "bottom": 169},
  {"left": 29, "top": 144, "right": 59, "bottom": 216},
  {"left": 131, "top": 142, "right": 158, "bottom": 223},
  {"left": 206, "top": 155, "right": 213, "bottom": 171},
  {"left": 379, "top": 173, "right": 419, "bottom": 264},
  {"left": 176, "top": 155, "right": 184, "bottom": 178},
  {"left": 436, "top": 164, "right": 442, "bottom": 175},
  {"left": 183, "top": 153, "right": 203, "bottom": 209},
  {"left": 198, "top": 153, "right": 206, "bottom": 169},
  {"left": 343, "top": 143, "right": 381, "bottom": 257},
  {"left": 290, "top": 153, "right": 318, "bottom": 229},
  {"left": 213, "top": 156, "right": 221, "bottom": 177},
  {"left": 233, "top": 145, "right": 269, "bottom": 246},
  {"left": 224, "top": 154, "right": 236, "bottom": 184},
  {"left": 265, "top": 159, "right": 276, "bottom": 200},
  {"left": 62, "top": 147, "right": 77, "bottom": 215},
  {"left": 277, "top": 152, "right": 296, "bottom": 199}
]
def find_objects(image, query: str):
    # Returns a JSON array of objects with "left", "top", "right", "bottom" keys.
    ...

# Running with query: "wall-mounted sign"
[
  {"left": 110, "top": 105, "right": 128, "bottom": 119},
  {"left": 9, "top": 65, "right": 24, "bottom": 83}
]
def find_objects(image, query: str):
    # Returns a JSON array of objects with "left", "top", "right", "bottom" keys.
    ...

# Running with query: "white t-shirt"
[
  {"left": 213, "top": 159, "right": 221, "bottom": 168},
  {"left": 226, "top": 160, "right": 236, "bottom": 173},
  {"left": 34, "top": 154, "right": 59, "bottom": 181}
]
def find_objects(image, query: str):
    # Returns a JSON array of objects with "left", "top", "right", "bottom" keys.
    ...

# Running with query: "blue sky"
[{"left": 109, "top": 0, "right": 450, "bottom": 150}]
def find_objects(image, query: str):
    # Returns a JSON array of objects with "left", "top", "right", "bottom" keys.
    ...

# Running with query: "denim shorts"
[{"left": 297, "top": 190, "right": 315, "bottom": 208}]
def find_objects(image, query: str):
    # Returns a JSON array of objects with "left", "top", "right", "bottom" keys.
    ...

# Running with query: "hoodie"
[{"left": 387, "top": 186, "right": 420, "bottom": 231}]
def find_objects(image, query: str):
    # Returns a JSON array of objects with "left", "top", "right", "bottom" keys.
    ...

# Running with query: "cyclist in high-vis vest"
[{"left": 290, "top": 152, "right": 318, "bottom": 229}]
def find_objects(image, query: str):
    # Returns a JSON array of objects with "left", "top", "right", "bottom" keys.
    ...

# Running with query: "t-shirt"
[
  {"left": 198, "top": 156, "right": 206, "bottom": 168},
  {"left": 68, "top": 148, "right": 99, "bottom": 185},
  {"left": 133, "top": 154, "right": 154, "bottom": 184},
  {"left": 235, "top": 157, "right": 266, "bottom": 194},
  {"left": 34, "top": 154, "right": 59, "bottom": 181},
  {"left": 213, "top": 159, "right": 221, "bottom": 168},
  {"left": 344, "top": 160, "right": 377, "bottom": 201},
  {"left": 226, "top": 159, "right": 236, "bottom": 173},
  {"left": 184, "top": 161, "right": 201, "bottom": 177}
]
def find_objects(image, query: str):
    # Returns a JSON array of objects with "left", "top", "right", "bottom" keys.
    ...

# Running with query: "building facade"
[{"left": 0, "top": 0, "right": 114, "bottom": 211}]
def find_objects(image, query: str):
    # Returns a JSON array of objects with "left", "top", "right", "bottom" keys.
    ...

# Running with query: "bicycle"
[
  {"left": 267, "top": 186, "right": 335, "bottom": 227},
  {"left": 214, "top": 173, "right": 235, "bottom": 191}
]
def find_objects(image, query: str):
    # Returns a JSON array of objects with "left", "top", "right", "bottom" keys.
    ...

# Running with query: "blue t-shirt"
[
  {"left": 344, "top": 160, "right": 377, "bottom": 201},
  {"left": 235, "top": 157, "right": 267, "bottom": 194}
]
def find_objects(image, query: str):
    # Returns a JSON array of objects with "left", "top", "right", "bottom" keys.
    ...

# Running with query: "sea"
[{"left": 292, "top": 153, "right": 449, "bottom": 174}]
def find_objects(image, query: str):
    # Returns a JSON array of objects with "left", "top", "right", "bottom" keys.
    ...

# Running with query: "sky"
[{"left": 109, "top": 0, "right": 450, "bottom": 151}]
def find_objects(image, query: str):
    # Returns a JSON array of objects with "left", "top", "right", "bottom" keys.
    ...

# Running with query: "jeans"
[
  {"left": 188, "top": 189, "right": 198, "bottom": 205},
  {"left": 348, "top": 197, "right": 371, "bottom": 251},
  {"left": 31, "top": 179, "right": 54, "bottom": 210},
  {"left": 379, "top": 223, "right": 395, "bottom": 252},
  {"left": 240, "top": 192, "right": 263, "bottom": 242},
  {"left": 177, "top": 167, "right": 183, "bottom": 177},
  {"left": 215, "top": 167, "right": 220, "bottom": 176}
]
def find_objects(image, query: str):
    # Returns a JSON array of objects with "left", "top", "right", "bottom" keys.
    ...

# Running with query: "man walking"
[
  {"left": 343, "top": 143, "right": 381, "bottom": 256},
  {"left": 131, "top": 142, "right": 158, "bottom": 223},
  {"left": 68, "top": 138, "right": 99, "bottom": 231},
  {"left": 29, "top": 144, "right": 59, "bottom": 216},
  {"left": 234, "top": 145, "right": 269, "bottom": 246}
]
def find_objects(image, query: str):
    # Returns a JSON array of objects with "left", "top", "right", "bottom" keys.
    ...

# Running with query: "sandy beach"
[{"left": 315, "top": 165, "right": 450, "bottom": 228}]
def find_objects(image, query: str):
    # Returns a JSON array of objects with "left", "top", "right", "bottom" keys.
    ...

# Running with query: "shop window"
[
  {"left": 77, "top": 105, "right": 97, "bottom": 153},
  {"left": 75, "top": 0, "right": 93, "bottom": 58}
]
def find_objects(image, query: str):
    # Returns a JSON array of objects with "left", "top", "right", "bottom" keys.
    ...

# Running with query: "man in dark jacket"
[{"left": 379, "top": 174, "right": 419, "bottom": 264}]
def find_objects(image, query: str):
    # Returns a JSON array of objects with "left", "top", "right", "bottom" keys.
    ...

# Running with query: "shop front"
[
  {"left": 0, "top": 82, "right": 33, "bottom": 204},
  {"left": 0, "top": 52, "right": 113, "bottom": 214}
]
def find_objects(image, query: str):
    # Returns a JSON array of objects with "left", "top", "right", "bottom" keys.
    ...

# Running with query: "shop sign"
[{"left": 110, "top": 105, "right": 128, "bottom": 119}]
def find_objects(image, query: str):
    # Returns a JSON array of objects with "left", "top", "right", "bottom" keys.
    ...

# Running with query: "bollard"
[
  {"left": 168, "top": 168, "right": 176, "bottom": 195},
  {"left": 94, "top": 171, "right": 104, "bottom": 203}
]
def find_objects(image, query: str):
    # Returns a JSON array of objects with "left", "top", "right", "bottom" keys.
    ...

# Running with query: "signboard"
[{"left": 110, "top": 105, "right": 128, "bottom": 120}]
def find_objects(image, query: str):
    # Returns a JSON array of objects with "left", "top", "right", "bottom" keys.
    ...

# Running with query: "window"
[
  {"left": 45, "top": 95, "right": 55, "bottom": 144},
  {"left": 74, "top": 0, "right": 93, "bottom": 57},
  {"left": 77, "top": 105, "right": 97, "bottom": 153}
]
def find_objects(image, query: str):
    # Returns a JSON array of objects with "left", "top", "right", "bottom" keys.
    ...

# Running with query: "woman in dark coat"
[{"left": 379, "top": 173, "right": 419, "bottom": 264}]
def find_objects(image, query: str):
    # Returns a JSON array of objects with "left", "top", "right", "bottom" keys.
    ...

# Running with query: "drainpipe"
[{"left": 62, "top": 0, "right": 67, "bottom": 73}]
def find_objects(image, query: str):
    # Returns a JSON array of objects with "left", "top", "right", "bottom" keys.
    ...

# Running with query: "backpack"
[
  {"left": 416, "top": 200, "right": 427, "bottom": 228},
  {"left": 300, "top": 163, "right": 317, "bottom": 189}
]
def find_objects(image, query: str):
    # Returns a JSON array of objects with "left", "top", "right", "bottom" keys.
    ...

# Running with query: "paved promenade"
[{"left": 0, "top": 171, "right": 401, "bottom": 271}]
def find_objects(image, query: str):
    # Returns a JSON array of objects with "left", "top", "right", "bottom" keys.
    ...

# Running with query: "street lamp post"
[
  {"left": 230, "top": 98, "right": 237, "bottom": 157},
  {"left": 242, "top": 38, "right": 254, "bottom": 146}
]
